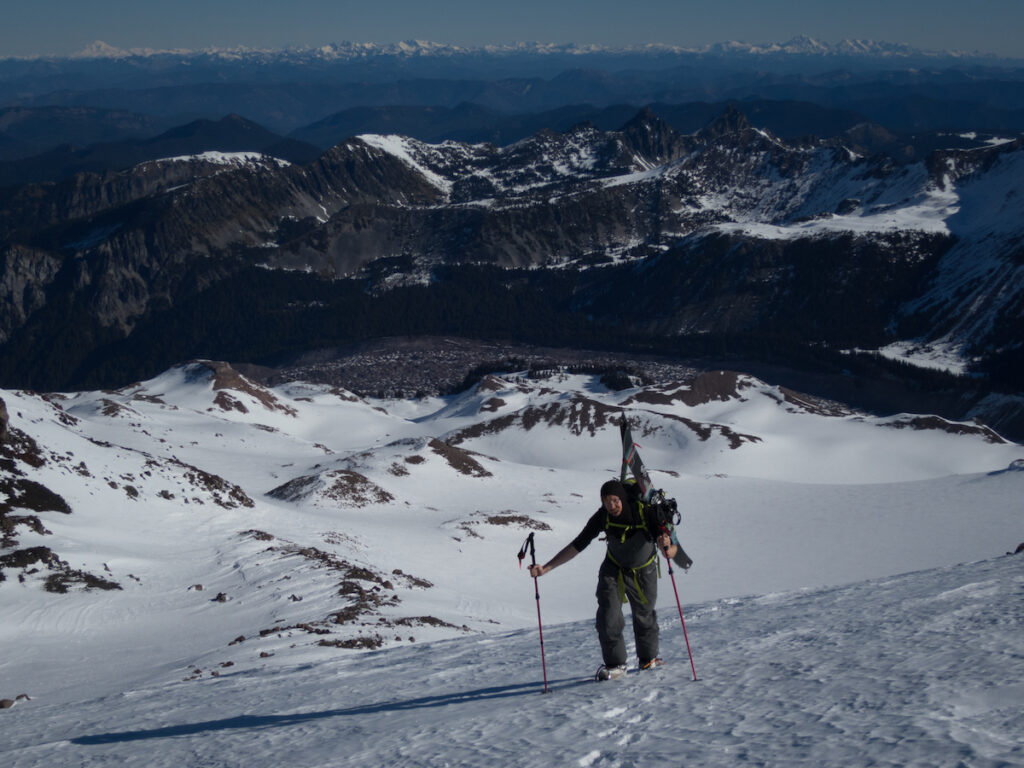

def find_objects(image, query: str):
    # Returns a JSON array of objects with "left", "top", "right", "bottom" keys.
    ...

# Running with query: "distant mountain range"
[
  {"left": 3, "top": 37, "right": 1023, "bottom": 134},
  {"left": 10, "top": 37, "right": 1015, "bottom": 63}
]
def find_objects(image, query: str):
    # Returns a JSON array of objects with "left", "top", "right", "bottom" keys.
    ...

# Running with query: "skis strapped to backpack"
[{"left": 619, "top": 418, "right": 681, "bottom": 542}]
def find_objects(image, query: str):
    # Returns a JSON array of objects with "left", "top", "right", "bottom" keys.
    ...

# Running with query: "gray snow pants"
[{"left": 595, "top": 556, "right": 659, "bottom": 667}]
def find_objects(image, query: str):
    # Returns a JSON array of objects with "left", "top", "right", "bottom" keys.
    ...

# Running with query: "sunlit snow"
[{"left": 0, "top": 363, "right": 1021, "bottom": 766}]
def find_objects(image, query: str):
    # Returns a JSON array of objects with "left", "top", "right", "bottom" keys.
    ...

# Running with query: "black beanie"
[{"left": 600, "top": 479, "right": 630, "bottom": 510}]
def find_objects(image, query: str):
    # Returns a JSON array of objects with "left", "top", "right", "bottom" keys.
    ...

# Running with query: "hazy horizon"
[{"left": 3, "top": 0, "right": 1022, "bottom": 60}]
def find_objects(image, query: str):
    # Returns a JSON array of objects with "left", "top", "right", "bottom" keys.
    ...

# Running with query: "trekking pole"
[
  {"left": 661, "top": 536, "right": 699, "bottom": 682},
  {"left": 517, "top": 532, "right": 551, "bottom": 694}
]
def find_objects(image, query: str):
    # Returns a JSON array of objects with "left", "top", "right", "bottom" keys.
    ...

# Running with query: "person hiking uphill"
[{"left": 529, "top": 479, "right": 688, "bottom": 680}]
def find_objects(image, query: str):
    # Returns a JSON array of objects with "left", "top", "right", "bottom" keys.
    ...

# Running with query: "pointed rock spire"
[
  {"left": 619, "top": 107, "right": 688, "bottom": 165},
  {"left": 698, "top": 104, "right": 753, "bottom": 139}
]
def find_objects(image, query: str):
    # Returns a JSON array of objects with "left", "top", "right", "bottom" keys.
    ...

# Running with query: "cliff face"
[{"left": 0, "top": 108, "right": 1021, "bottom": 393}]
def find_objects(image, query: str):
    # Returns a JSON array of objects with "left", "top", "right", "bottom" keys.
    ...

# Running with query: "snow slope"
[
  {"left": 2, "top": 556, "right": 1021, "bottom": 767},
  {"left": 0, "top": 362, "right": 1021, "bottom": 765}
]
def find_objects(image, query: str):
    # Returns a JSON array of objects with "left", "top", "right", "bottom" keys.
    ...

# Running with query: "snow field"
[
  {"left": 1, "top": 362, "right": 1022, "bottom": 766},
  {"left": 2, "top": 556, "right": 1020, "bottom": 767}
]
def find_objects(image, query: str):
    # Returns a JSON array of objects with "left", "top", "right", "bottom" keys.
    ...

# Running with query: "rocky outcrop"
[{"left": 0, "top": 246, "right": 62, "bottom": 344}]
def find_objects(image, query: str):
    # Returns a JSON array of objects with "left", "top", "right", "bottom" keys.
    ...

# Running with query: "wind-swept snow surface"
[
  {"left": 0, "top": 362, "right": 1021, "bottom": 765},
  {"left": 2, "top": 556, "right": 1021, "bottom": 766}
]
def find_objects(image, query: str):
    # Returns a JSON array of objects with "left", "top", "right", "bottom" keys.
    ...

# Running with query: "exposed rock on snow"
[
  {"left": 881, "top": 414, "right": 1008, "bottom": 443},
  {"left": 197, "top": 361, "right": 299, "bottom": 417},
  {"left": 268, "top": 469, "right": 394, "bottom": 507},
  {"left": 0, "top": 693, "right": 30, "bottom": 710},
  {"left": 427, "top": 438, "right": 493, "bottom": 477}
]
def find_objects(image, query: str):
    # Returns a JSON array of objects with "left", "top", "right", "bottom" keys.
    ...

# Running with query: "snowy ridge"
[
  {"left": 342, "top": 121, "right": 1024, "bottom": 370},
  {"left": 354, "top": 125, "right": 629, "bottom": 205},
  {"left": 153, "top": 151, "right": 292, "bottom": 169},
  {"left": 351, "top": 123, "right": 1020, "bottom": 240}
]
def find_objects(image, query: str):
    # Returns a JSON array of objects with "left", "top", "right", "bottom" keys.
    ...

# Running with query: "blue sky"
[{"left": 4, "top": 0, "right": 1022, "bottom": 59}]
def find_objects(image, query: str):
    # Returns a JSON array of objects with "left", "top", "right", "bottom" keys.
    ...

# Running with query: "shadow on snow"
[{"left": 70, "top": 677, "right": 591, "bottom": 745}]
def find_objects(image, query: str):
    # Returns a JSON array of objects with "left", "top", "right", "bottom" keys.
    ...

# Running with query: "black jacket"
[{"left": 571, "top": 502, "right": 658, "bottom": 570}]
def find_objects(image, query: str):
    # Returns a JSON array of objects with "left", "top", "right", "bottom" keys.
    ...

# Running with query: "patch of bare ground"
[
  {"left": 0, "top": 513, "right": 50, "bottom": 548},
  {"left": 212, "top": 391, "right": 247, "bottom": 413},
  {"left": 131, "top": 393, "right": 168, "bottom": 406},
  {"left": 197, "top": 360, "right": 298, "bottom": 417},
  {"left": 99, "top": 398, "right": 140, "bottom": 419},
  {"left": 0, "top": 472, "right": 71, "bottom": 518},
  {"left": 447, "top": 398, "right": 622, "bottom": 444},
  {"left": 776, "top": 387, "right": 852, "bottom": 417},
  {"left": 445, "top": 414, "right": 518, "bottom": 445},
  {"left": 428, "top": 438, "right": 492, "bottom": 477},
  {"left": 391, "top": 569, "right": 433, "bottom": 588},
  {"left": 34, "top": 393, "right": 80, "bottom": 428},
  {"left": 244, "top": 539, "right": 439, "bottom": 651},
  {"left": 319, "top": 615, "right": 471, "bottom": 649},
  {"left": 477, "top": 375, "right": 507, "bottom": 393},
  {"left": 318, "top": 635, "right": 386, "bottom": 650},
  {"left": 323, "top": 530, "right": 362, "bottom": 548},
  {"left": 450, "top": 511, "right": 552, "bottom": 540},
  {"left": 323, "top": 470, "right": 395, "bottom": 506},
  {"left": 0, "top": 546, "right": 121, "bottom": 592},
  {"left": 521, "top": 397, "right": 621, "bottom": 436},
  {"left": 266, "top": 473, "right": 319, "bottom": 502},
  {"left": 883, "top": 415, "right": 1007, "bottom": 444},
  {"left": 0, "top": 421, "right": 46, "bottom": 470},
  {"left": 242, "top": 529, "right": 275, "bottom": 541},
  {"left": 268, "top": 469, "right": 394, "bottom": 507},
  {"left": 483, "top": 512, "right": 552, "bottom": 529},
  {"left": 0, "top": 694, "right": 31, "bottom": 709},
  {"left": 184, "top": 464, "right": 254, "bottom": 508},
  {"left": 0, "top": 403, "right": 113, "bottom": 590},
  {"left": 0, "top": 414, "right": 80, "bottom": 583},
  {"left": 657, "top": 411, "right": 761, "bottom": 449},
  {"left": 327, "top": 387, "right": 361, "bottom": 402},
  {"left": 623, "top": 370, "right": 748, "bottom": 407},
  {"left": 391, "top": 616, "right": 468, "bottom": 631}
]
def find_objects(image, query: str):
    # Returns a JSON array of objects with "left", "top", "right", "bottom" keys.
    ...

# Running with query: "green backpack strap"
[{"left": 606, "top": 550, "right": 659, "bottom": 604}]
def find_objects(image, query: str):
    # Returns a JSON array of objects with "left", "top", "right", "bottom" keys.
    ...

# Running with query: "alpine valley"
[
  {"left": 1, "top": 101, "right": 1023, "bottom": 436},
  {"left": 2, "top": 41, "right": 1024, "bottom": 765}
]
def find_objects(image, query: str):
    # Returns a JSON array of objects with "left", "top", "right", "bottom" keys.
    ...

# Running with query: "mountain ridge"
[
  {"left": 11, "top": 37, "right": 1014, "bottom": 63},
  {"left": 1, "top": 106, "right": 1022, "bottom": 436}
]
